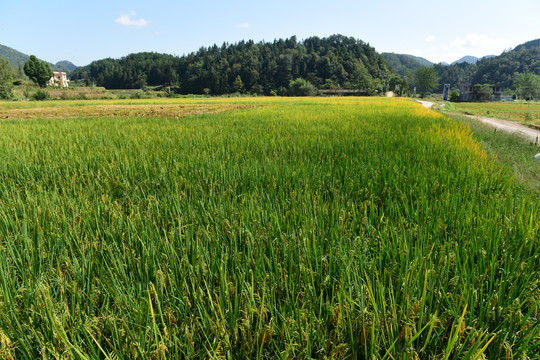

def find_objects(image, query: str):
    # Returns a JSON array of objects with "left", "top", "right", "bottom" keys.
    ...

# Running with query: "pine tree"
[
  {"left": 0, "top": 57, "right": 14, "bottom": 99},
  {"left": 232, "top": 75, "right": 244, "bottom": 93}
]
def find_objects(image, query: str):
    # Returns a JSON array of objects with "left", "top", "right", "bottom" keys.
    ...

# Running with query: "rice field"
[{"left": 0, "top": 97, "right": 538, "bottom": 359}]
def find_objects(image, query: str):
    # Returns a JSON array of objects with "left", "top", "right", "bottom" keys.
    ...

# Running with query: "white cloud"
[
  {"left": 414, "top": 33, "right": 515, "bottom": 64},
  {"left": 237, "top": 23, "right": 250, "bottom": 28},
  {"left": 115, "top": 11, "right": 149, "bottom": 27},
  {"left": 449, "top": 33, "right": 511, "bottom": 52},
  {"left": 425, "top": 35, "right": 436, "bottom": 43}
]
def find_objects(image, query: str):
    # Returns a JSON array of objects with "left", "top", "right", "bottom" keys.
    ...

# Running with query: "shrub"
[
  {"left": 31, "top": 89, "right": 50, "bottom": 101},
  {"left": 449, "top": 90, "right": 460, "bottom": 102},
  {"left": 129, "top": 91, "right": 154, "bottom": 99},
  {"left": 288, "top": 78, "right": 317, "bottom": 96},
  {"left": 0, "top": 86, "right": 12, "bottom": 100}
]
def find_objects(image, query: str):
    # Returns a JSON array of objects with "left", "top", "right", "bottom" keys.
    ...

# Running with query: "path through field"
[
  {"left": 417, "top": 100, "right": 540, "bottom": 143},
  {"left": 416, "top": 100, "right": 435, "bottom": 109}
]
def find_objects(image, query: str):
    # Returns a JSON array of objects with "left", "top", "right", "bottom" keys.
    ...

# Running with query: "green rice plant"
[{"left": 0, "top": 98, "right": 537, "bottom": 359}]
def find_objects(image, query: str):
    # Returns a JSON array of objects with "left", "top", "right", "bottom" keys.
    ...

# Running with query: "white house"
[{"left": 48, "top": 72, "right": 69, "bottom": 87}]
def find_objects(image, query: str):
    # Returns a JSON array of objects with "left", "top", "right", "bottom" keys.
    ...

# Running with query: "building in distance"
[
  {"left": 48, "top": 72, "right": 69, "bottom": 87},
  {"left": 459, "top": 81, "right": 502, "bottom": 102}
]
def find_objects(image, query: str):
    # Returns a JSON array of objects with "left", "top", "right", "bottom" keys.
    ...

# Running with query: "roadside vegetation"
[
  {"left": 441, "top": 101, "right": 540, "bottom": 128},
  {"left": 446, "top": 112, "right": 540, "bottom": 197},
  {"left": 0, "top": 97, "right": 537, "bottom": 359}
]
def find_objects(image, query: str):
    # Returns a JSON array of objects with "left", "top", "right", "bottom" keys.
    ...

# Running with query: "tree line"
[
  {"left": 3, "top": 35, "right": 539, "bottom": 100},
  {"left": 71, "top": 35, "right": 394, "bottom": 95},
  {"left": 380, "top": 40, "right": 540, "bottom": 98},
  {"left": 435, "top": 45, "right": 540, "bottom": 93}
]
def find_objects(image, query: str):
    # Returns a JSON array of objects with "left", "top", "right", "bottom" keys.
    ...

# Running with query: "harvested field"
[{"left": 0, "top": 103, "right": 255, "bottom": 120}]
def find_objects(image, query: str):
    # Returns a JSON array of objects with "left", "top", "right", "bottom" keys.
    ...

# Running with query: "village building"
[
  {"left": 459, "top": 81, "right": 502, "bottom": 102},
  {"left": 48, "top": 72, "right": 69, "bottom": 87}
]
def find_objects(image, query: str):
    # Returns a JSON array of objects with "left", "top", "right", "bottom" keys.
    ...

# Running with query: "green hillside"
[
  {"left": 472, "top": 42, "right": 540, "bottom": 88},
  {"left": 381, "top": 52, "right": 433, "bottom": 75},
  {"left": 0, "top": 44, "right": 29, "bottom": 67},
  {"left": 72, "top": 34, "right": 394, "bottom": 94},
  {"left": 0, "top": 44, "right": 77, "bottom": 72},
  {"left": 514, "top": 38, "right": 540, "bottom": 51},
  {"left": 431, "top": 38, "right": 540, "bottom": 91}
]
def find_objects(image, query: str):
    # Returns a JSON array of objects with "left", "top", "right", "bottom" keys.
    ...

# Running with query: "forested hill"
[
  {"left": 71, "top": 35, "right": 394, "bottom": 94},
  {"left": 471, "top": 44, "right": 540, "bottom": 88},
  {"left": 380, "top": 53, "right": 432, "bottom": 76},
  {"left": 431, "top": 38, "right": 540, "bottom": 91},
  {"left": 0, "top": 44, "right": 28, "bottom": 68},
  {"left": 0, "top": 44, "right": 77, "bottom": 72},
  {"left": 514, "top": 38, "right": 540, "bottom": 51}
]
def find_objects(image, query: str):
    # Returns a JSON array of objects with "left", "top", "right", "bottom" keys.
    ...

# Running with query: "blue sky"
[{"left": 1, "top": 0, "right": 539, "bottom": 66}]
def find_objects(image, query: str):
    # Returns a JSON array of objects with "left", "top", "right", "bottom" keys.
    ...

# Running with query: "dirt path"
[
  {"left": 463, "top": 114, "right": 540, "bottom": 143},
  {"left": 416, "top": 100, "right": 540, "bottom": 144},
  {"left": 416, "top": 100, "right": 435, "bottom": 109}
]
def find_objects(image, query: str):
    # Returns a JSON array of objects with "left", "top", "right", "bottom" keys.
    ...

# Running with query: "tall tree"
[
  {"left": 415, "top": 66, "right": 439, "bottom": 97},
  {"left": 514, "top": 73, "right": 540, "bottom": 100},
  {"left": 0, "top": 57, "right": 14, "bottom": 99},
  {"left": 232, "top": 75, "right": 244, "bottom": 93},
  {"left": 24, "top": 55, "right": 53, "bottom": 88},
  {"left": 476, "top": 84, "right": 494, "bottom": 101}
]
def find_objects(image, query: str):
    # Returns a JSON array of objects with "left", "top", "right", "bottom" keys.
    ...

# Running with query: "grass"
[
  {"left": 0, "top": 97, "right": 538, "bottom": 359},
  {"left": 441, "top": 101, "right": 540, "bottom": 127},
  {"left": 447, "top": 112, "right": 540, "bottom": 198}
]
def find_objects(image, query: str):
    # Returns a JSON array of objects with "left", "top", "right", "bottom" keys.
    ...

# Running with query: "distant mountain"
[
  {"left": 514, "top": 38, "right": 540, "bottom": 51},
  {"left": 451, "top": 56, "right": 480, "bottom": 65},
  {"left": 0, "top": 44, "right": 77, "bottom": 72},
  {"left": 381, "top": 53, "right": 433, "bottom": 76},
  {"left": 0, "top": 44, "right": 29, "bottom": 67},
  {"left": 451, "top": 55, "right": 496, "bottom": 65},
  {"left": 55, "top": 61, "right": 77, "bottom": 72}
]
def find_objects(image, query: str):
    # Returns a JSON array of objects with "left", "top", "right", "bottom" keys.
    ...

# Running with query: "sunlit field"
[
  {"left": 446, "top": 100, "right": 540, "bottom": 127},
  {"left": 0, "top": 97, "right": 538, "bottom": 359}
]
